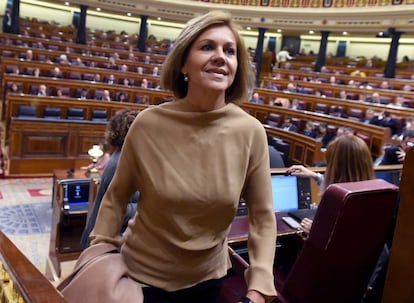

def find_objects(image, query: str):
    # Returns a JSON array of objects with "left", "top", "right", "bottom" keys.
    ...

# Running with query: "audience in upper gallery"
[
  {"left": 286, "top": 134, "right": 375, "bottom": 233},
  {"left": 302, "top": 121, "right": 317, "bottom": 138},
  {"left": 281, "top": 117, "right": 298, "bottom": 132},
  {"left": 315, "top": 122, "right": 336, "bottom": 149},
  {"left": 379, "top": 130, "right": 414, "bottom": 165},
  {"left": 80, "top": 109, "right": 140, "bottom": 248}
]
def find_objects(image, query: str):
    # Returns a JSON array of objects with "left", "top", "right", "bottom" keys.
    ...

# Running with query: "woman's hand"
[
  {"left": 300, "top": 218, "right": 313, "bottom": 234},
  {"left": 286, "top": 165, "right": 317, "bottom": 179}
]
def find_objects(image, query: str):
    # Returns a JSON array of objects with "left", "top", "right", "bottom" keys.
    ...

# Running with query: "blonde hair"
[
  {"left": 161, "top": 10, "right": 255, "bottom": 104},
  {"left": 323, "top": 135, "right": 375, "bottom": 192}
]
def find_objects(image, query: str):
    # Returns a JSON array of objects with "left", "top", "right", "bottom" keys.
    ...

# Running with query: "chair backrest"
[
  {"left": 43, "top": 107, "right": 61, "bottom": 119},
  {"left": 17, "top": 105, "right": 37, "bottom": 118},
  {"left": 279, "top": 179, "right": 399, "bottom": 303},
  {"left": 91, "top": 109, "right": 108, "bottom": 122},
  {"left": 67, "top": 108, "right": 85, "bottom": 120}
]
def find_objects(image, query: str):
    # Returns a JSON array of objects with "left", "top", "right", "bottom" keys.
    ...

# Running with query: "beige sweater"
[{"left": 91, "top": 99, "right": 277, "bottom": 296}]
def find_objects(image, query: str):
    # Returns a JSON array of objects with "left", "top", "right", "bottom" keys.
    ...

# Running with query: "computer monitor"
[
  {"left": 60, "top": 179, "right": 91, "bottom": 212},
  {"left": 375, "top": 167, "right": 401, "bottom": 186},
  {"left": 271, "top": 173, "right": 312, "bottom": 212}
]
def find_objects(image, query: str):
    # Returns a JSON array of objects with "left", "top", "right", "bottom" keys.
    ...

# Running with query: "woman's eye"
[
  {"left": 201, "top": 44, "right": 213, "bottom": 51},
  {"left": 225, "top": 47, "right": 236, "bottom": 55}
]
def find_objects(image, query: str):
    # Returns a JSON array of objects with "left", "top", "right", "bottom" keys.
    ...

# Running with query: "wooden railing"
[{"left": 0, "top": 231, "right": 67, "bottom": 302}]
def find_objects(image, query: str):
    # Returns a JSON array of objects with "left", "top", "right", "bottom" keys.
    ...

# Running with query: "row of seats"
[{"left": 16, "top": 105, "right": 108, "bottom": 122}]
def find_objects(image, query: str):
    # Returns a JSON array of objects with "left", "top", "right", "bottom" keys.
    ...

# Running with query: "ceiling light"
[
  {"left": 342, "top": 31, "right": 348, "bottom": 35},
  {"left": 96, "top": 7, "right": 101, "bottom": 11},
  {"left": 127, "top": 12, "right": 131, "bottom": 16},
  {"left": 309, "top": 30, "right": 314, "bottom": 34},
  {"left": 64, "top": 2, "right": 70, "bottom": 5}
]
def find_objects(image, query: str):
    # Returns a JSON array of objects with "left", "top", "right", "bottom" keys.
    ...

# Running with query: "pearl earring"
[{"left": 184, "top": 73, "right": 189, "bottom": 82}]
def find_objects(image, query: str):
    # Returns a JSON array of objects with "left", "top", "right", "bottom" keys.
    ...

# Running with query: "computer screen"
[
  {"left": 375, "top": 170, "right": 401, "bottom": 186},
  {"left": 271, "top": 174, "right": 312, "bottom": 212},
  {"left": 62, "top": 179, "right": 90, "bottom": 205}
]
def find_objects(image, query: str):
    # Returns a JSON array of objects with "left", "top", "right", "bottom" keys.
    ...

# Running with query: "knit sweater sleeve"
[{"left": 243, "top": 123, "right": 277, "bottom": 298}]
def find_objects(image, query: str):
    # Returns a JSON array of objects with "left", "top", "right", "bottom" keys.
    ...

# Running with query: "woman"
[
  {"left": 286, "top": 135, "right": 375, "bottom": 233},
  {"left": 90, "top": 10, "right": 277, "bottom": 303}
]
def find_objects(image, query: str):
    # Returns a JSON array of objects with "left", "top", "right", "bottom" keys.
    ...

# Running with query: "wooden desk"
[{"left": 47, "top": 169, "right": 98, "bottom": 281}]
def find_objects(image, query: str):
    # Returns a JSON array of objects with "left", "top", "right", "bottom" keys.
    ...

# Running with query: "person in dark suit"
[
  {"left": 2, "top": 9, "right": 12, "bottom": 33},
  {"left": 76, "top": 88, "right": 90, "bottom": 100},
  {"left": 316, "top": 122, "right": 336, "bottom": 148},
  {"left": 380, "top": 130, "right": 414, "bottom": 165},
  {"left": 81, "top": 108, "right": 140, "bottom": 249},
  {"left": 281, "top": 117, "right": 298, "bottom": 132}
]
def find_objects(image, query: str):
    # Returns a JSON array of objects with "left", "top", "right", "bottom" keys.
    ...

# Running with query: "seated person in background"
[
  {"left": 99, "top": 90, "right": 112, "bottom": 101},
  {"left": 362, "top": 108, "right": 380, "bottom": 124},
  {"left": 77, "top": 88, "right": 90, "bottom": 99},
  {"left": 49, "top": 67, "right": 63, "bottom": 78},
  {"left": 37, "top": 84, "right": 48, "bottom": 96},
  {"left": 379, "top": 130, "right": 414, "bottom": 165},
  {"left": 286, "top": 134, "right": 375, "bottom": 233},
  {"left": 250, "top": 92, "right": 264, "bottom": 104},
  {"left": 395, "top": 116, "right": 414, "bottom": 140},
  {"left": 336, "top": 126, "right": 354, "bottom": 137},
  {"left": 116, "top": 92, "right": 128, "bottom": 102},
  {"left": 302, "top": 121, "right": 317, "bottom": 138},
  {"left": 388, "top": 95, "right": 406, "bottom": 108},
  {"left": 289, "top": 98, "right": 304, "bottom": 110},
  {"left": 315, "top": 122, "right": 336, "bottom": 148},
  {"left": 32, "top": 67, "right": 41, "bottom": 77},
  {"left": 81, "top": 109, "right": 140, "bottom": 249},
  {"left": 8, "top": 82, "right": 21, "bottom": 93},
  {"left": 377, "top": 110, "right": 399, "bottom": 136},
  {"left": 140, "top": 78, "right": 149, "bottom": 88},
  {"left": 330, "top": 106, "right": 348, "bottom": 118},
  {"left": 55, "top": 88, "right": 68, "bottom": 98},
  {"left": 281, "top": 117, "right": 298, "bottom": 132},
  {"left": 80, "top": 143, "right": 111, "bottom": 171}
]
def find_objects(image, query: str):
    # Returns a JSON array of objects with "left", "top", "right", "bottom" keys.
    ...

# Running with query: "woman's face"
[{"left": 182, "top": 25, "right": 238, "bottom": 96}]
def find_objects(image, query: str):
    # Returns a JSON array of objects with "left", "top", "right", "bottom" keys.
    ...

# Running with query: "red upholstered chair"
[{"left": 275, "top": 179, "right": 399, "bottom": 303}]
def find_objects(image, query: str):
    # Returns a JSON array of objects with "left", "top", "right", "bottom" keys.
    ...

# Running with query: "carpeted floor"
[{"left": 0, "top": 177, "right": 53, "bottom": 274}]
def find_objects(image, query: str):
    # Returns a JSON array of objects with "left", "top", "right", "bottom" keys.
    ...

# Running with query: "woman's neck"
[{"left": 185, "top": 90, "right": 226, "bottom": 112}]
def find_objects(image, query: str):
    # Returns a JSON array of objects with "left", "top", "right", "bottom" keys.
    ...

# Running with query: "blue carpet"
[{"left": 0, "top": 202, "right": 52, "bottom": 235}]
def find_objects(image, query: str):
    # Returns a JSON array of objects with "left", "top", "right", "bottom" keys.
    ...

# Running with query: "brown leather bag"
[{"left": 57, "top": 243, "right": 144, "bottom": 303}]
